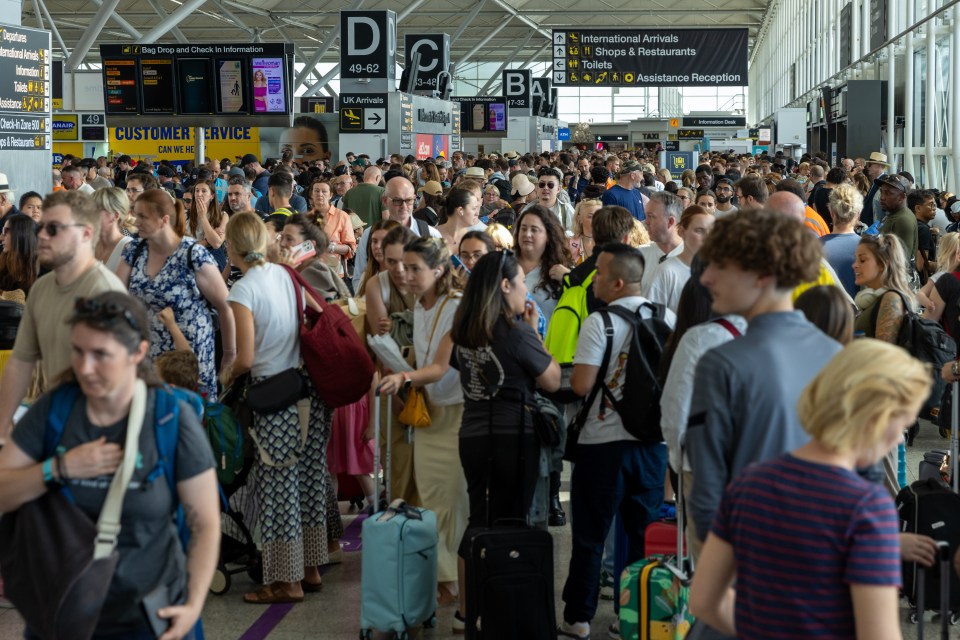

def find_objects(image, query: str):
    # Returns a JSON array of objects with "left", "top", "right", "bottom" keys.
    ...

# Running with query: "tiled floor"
[{"left": 3, "top": 420, "right": 960, "bottom": 639}]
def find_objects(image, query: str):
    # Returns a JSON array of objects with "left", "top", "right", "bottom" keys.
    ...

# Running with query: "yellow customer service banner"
[{"left": 108, "top": 126, "right": 261, "bottom": 162}]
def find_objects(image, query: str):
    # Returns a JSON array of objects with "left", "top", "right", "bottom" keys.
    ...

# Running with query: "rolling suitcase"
[
  {"left": 621, "top": 446, "right": 694, "bottom": 640},
  {"left": 465, "top": 397, "right": 556, "bottom": 640},
  {"left": 915, "top": 541, "right": 958, "bottom": 638},
  {"left": 359, "top": 391, "right": 438, "bottom": 639}
]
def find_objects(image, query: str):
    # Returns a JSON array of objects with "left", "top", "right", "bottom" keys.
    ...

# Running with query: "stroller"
[{"left": 209, "top": 452, "right": 262, "bottom": 594}]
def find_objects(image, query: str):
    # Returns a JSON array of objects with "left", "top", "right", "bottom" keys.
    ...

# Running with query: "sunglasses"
[
  {"left": 73, "top": 297, "right": 139, "bottom": 331},
  {"left": 538, "top": 182, "right": 558, "bottom": 189},
  {"left": 37, "top": 222, "right": 87, "bottom": 237}
]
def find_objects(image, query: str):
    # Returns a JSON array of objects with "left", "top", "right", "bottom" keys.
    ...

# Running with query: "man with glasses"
[
  {"left": 676, "top": 187, "right": 694, "bottom": 210},
  {"left": 733, "top": 175, "right": 767, "bottom": 211},
  {"left": 713, "top": 178, "right": 737, "bottom": 217},
  {"left": 124, "top": 173, "right": 159, "bottom": 205},
  {"left": 331, "top": 173, "right": 353, "bottom": 207},
  {"left": 601, "top": 161, "right": 647, "bottom": 222},
  {"left": 342, "top": 166, "right": 386, "bottom": 227},
  {"left": 0, "top": 190, "right": 125, "bottom": 441},
  {"left": 536, "top": 167, "right": 575, "bottom": 231},
  {"left": 351, "top": 177, "right": 440, "bottom": 292}
]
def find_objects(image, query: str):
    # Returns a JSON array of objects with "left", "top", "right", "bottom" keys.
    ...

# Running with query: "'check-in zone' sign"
[{"left": 339, "top": 93, "right": 388, "bottom": 132}]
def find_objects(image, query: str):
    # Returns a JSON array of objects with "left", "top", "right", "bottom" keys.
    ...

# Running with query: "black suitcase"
[
  {"left": 0, "top": 300, "right": 23, "bottom": 350},
  {"left": 464, "top": 394, "right": 556, "bottom": 640},
  {"left": 915, "top": 541, "right": 959, "bottom": 638},
  {"left": 919, "top": 449, "right": 950, "bottom": 483}
]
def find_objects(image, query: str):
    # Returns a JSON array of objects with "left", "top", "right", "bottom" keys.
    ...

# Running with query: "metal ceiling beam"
[
  {"left": 486, "top": 0, "right": 551, "bottom": 40},
  {"left": 144, "top": 0, "right": 189, "bottom": 44},
  {"left": 90, "top": 0, "right": 142, "bottom": 40},
  {"left": 212, "top": 0, "right": 254, "bottom": 36},
  {"left": 449, "top": 0, "right": 487, "bottom": 44},
  {"left": 476, "top": 28, "right": 534, "bottom": 95},
  {"left": 35, "top": 0, "right": 69, "bottom": 57},
  {"left": 139, "top": 0, "right": 210, "bottom": 45},
  {"left": 486, "top": 40, "right": 550, "bottom": 93},
  {"left": 294, "top": 0, "right": 365, "bottom": 91},
  {"left": 66, "top": 0, "right": 121, "bottom": 71},
  {"left": 456, "top": 14, "right": 513, "bottom": 68},
  {"left": 31, "top": 0, "right": 44, "bottom": 28}
]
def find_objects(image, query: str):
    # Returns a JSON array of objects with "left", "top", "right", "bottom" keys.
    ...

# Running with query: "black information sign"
[
  {"left": 400, "top": 92, "right": 413, "bottom": 133},
  {"left": 551, "top": 28, "right": 747, "bottom": 87},
  {"left": 140, "top": 58, "right": 175, "bottom": 114},
  {"left": 99, "top": 43, "right": 293, "bottom": 119},
  {"left": 839, "top": 3, "right": 853, "bottom": 68},
  {"left": 869, "top": 0, "right": 887, "bottom": 51},
  {"left": 678, "top": 129, "right": 704, "bottom": 139},
  {"left": 0, "top": 23, "right": 51, "bottom": 150},
  {"left": 339, "top": 93, "right": 387, "bottom": 132},
  {"left": 453, "top": 96, "right": 506, "bottom": 134},
  {"left": 404, "top": 34, "right": 450, "bottom": 91},
  {"left": 664, "top": 140, "right": 679, "bottom": 151},
  {"left": 682, "top": 116, "right": 745, "bottom": 127},
  {"left": 340, "top": 11, "right": 396, "bottom": 79},
  {"left": 299, "top": 96, "right": 335, "bottom": 113},
  {"left": 104, "top": 58, "right": 139, "bottom": 114},
  {"left": 502, "top": 69, "right": 532, "bottom": 115}
]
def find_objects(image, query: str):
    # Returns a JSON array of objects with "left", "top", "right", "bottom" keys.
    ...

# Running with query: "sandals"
[
  {"left": 301, "top": 577, "right": 323, "bottom": 593},
  {"left": 243, "top": 582, "right": 304, "bottom": 604}
]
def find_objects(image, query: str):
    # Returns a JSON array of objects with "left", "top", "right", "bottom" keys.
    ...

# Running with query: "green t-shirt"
[
  {"left": 342, "top": 183, "right": 386, "bottom": 226},
  {"left": 880, "top": 206, "right": 918, "bottom": 257}
]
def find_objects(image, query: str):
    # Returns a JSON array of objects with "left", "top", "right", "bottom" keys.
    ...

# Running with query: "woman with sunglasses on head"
[
  {"left": 93, "top": 188, "right": 134, "bottom": 274},
  {"left": 536, "top": 167, "right": 575, "bottom": 231},
  {"left": 0, "top": 291, "right": 219, "bottom": 639},
  {"left": 567, "top": 198, "right": 602, "bottom": 267},
  {"left": 117, "top": 190, "right": 236, "bottom": 402},
  {"left": 0, "top": 214, "right": 38, "bottom": 296},
  {"left": 378, "top": 237, "right": 468, "bottom": 624},
  {"left": 448, "top": 249, "right": 561, "bottom": 626},
  {"left": 514, "top": 204, "right": 573, "bottom": 325}
]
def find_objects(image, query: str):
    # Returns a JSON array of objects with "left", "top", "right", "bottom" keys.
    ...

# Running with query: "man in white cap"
[
  {"left": 860, "top": 151, "right": 891, "bottom": 227},
  {"left": 0, "top": 173, "right": 17, "bottom": 220}
]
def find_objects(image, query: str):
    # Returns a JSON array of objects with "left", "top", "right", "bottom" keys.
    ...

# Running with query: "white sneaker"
[
  {"left": 558, "top": 620, "right": 590, "bottom": 639},
  {"left": 608, "top": 620, "right": 621, "bottom": 639},
  {"left": 452, "top": 611, "right": 466, "bottom": 635}
]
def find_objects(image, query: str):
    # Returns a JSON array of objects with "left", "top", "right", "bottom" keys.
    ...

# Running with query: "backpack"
[
  {"left": 543, "top": 266, "right": 597, "bottom": 365},
  {"left": 871, "top": 289, "right": 956, "bottom": 420},
  {"left": 203, "top": 401, "right": 244, "bottom": 486},
  {"left": 45, "top": 383, "right": 206, "bottom": 637},
  {"left": 572, "top": 302, "right": 672, "bottom": 444}
]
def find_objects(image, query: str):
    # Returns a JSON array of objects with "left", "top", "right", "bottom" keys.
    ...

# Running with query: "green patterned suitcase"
[{"left": 619, "top": 555, "right": 693, "bottom": 640}]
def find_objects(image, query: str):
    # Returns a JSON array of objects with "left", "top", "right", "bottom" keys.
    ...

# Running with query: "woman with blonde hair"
[
  {"left": 692, "top": 340, "right": 930, "bottom": 640},
  {"left": 223, "top": 211, "right": 334, "bottom": 603},
  {"left": 567, "top": 198, "right": 601, "bottom": 266},
  {"left": 821, "top": 182, "right": 864, "bottom": 299},
  {"left": 378, "top": 237, "right": 468, "bottom": 622},
  {"left": 93, "top": 187, "right": 134, "bottom": 272},
  {"left": 628, "top": 218, "right": 651, "bottom": 248},
  {"left": 918, "top": 232, "right": 960, "bottom": 312},
  {"left": 680, "top": 168, "right": 696, "bottom": 189},
  {"left": 852, "top": 234, "right": 914, "bottom": 342},
  {"left": 486, "top": 222, "right": 514, "bottom": 251}
]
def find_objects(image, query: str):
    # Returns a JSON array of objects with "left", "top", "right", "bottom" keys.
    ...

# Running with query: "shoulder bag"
[
  {"left": 0, "top": 380, "right": 147, "bottom": 640},
  {"left": 397, "top": 295, "right": 454, "bottom": 429}
]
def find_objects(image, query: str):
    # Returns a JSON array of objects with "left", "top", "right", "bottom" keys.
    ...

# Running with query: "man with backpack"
[{"left": 558, "top": 244, "right": 675, "bottom": 640}]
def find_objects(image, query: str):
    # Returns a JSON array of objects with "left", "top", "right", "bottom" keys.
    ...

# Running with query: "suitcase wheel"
[
  {"left": 910, "top": 609, "right": 919, "bottom": 624},
  {"left": 209, "top": 566, "right": 230, "bottom": 595},
  {"left": 424, "top": 614, "right": 437, "bottom": 628}
]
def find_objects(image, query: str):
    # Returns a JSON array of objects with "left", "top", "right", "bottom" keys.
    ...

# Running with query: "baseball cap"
[
  {"left": 875, "top": 174, "right": 910, "bottom": 193},
  {"left": 240, "top": 153, "right": 259, "bottom": 167},
  {"left": 620, "top": 161, "right": 643, "bottom": 176},
  {"left": 227, "top": 167, "right": 245, "bottom": 178},
  {"left": 418, "top": 180, "right": 443, "bottom": 196}
]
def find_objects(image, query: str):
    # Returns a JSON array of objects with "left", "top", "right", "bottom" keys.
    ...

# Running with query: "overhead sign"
[
  {"left": 404, "top": 34, "right": 450, "bottom": 91},
  {"left": 0, "top": 23, "right": 52, "bottom": 151},
  {"left": 678, "top": 129, "right": 703, "bottom": 139},
  {"left": 531, "top": 77, "right": 551, "bottom": 117},
  {"left": 551, "top": 28, "right": 747, "bottom": 87},
  {"left": 682, "top": 116, "right": 746, "bottom": 127},
  {"left": 502, "top": 69, "right": 532, "bottom": 116},
  {"left": 340, "top": 11, "right": 396, "bottom": 79},
  {"left": 300, "top": 96, "right": 335, "bottom": 113},
  {"left": 81, "top": 113, "right": 106, "bottom": 141},
  {"left": 99, "top": 43, "right": 294, "bottom": 119},
  {"left": 558, "top": 127, "right": 570, "bottom": 141},
  {"left": 665, "top": 151, "right": 696, "bottom": 178},
  {"left": 453, "top": 95, "right": 506, "bottom": 135},
  {"left": 52, "top": 114, "right": 77, "bottom": 140},
  {"left": 339, "top": 93, "right": 387, "bottom": 132},
  {"left": 108, "top": 125, "right": 259, "bottom": 161}
]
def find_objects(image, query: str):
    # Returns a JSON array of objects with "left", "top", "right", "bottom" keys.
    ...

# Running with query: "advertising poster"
[
  {"left": 431, "top": 134, "right": 448, "bottom": 160},
  {"left": 252, "top": 58, "right": 286, "bottom": 113},
  {"left": 217, "top": 60, "right": 245, "bottom": 113},
  {"left": 258, "top": 113, "right": 339, "bottom": 165},
  {"left": 177, "top": 59, "right": 212, "bottom": 115}
]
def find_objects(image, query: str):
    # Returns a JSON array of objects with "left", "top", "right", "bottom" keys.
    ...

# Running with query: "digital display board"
[
  {"left": 0, "top": 23, "right": 52, "bottom": 151},
  {"left": 99, "top": 43, "right": 293, "bottom": 122},
  {"left": 178, "top": 58, "right": 213, "bottom": 114},
  {"left": 104, "top": 59, "right": 139, "bottom": 114},
  {"left": 251, "top": 58, "right": 286, "bottom": 113},
  {"left": 453, "top": 96, "right": 507, "bottom": 136},
  {"left": 140, "top": 58, "right": 175, "bottom": 114},
  {"left": 551, "top": 28, "right": 748, "bottom": 87},
  {"left": 214, "top": 59, "right": 245, "bottom": 113}
]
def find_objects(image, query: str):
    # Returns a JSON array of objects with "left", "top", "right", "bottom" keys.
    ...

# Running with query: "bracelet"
[
  {"left": 402, "top": 371, "right": 413, "bottom": 389},
  {"left": 42, "top": 458, "right": 61, "bottom": 490},
  {"left": 56, "top": 452, "right": 69, "bottom": 482}
]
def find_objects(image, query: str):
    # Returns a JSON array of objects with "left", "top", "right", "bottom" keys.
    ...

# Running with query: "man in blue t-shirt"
[{"left": 600, "top": 161, "right": 646, "bottom": 221}]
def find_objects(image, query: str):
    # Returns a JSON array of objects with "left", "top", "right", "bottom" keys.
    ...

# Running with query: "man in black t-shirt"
[{"left": 910, "top": 188, "right": 938, "bottom": 283}]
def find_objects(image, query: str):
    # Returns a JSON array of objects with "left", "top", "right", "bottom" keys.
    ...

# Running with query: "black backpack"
[
  {"left": 572, "top": 301, "right": 672, "bottom": 444},
  {"left": 870, "top": 289, "right": 956, "bottom": 421}
]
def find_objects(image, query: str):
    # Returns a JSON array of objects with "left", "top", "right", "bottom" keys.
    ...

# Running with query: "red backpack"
[{"left": 281, "top": 265, "right": 375, "bottom": 407}]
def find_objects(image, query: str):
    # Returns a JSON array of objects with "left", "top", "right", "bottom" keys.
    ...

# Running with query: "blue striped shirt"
[{"left": 711, "top": 454, "right": 901, "bottom": 639}]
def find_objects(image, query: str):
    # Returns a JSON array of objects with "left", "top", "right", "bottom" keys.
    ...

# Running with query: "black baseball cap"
[{"left": 240, "top": 153, "right": 259, "bottom": 167}]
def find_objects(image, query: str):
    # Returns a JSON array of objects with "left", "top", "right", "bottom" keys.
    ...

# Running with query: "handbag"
[
  {"left": 280, "top": 264, "right": 376, "bottom": 408},
  {"left": 531, "top": 393, "right": 563, "bottom": 448},
  {"left": 395, "top": 294, "right": 454, "bottom": 429},
  {"left": 0, "top": 380, "right": 147, "bottom": 640},
  {"left": 245, "top": 367, "right": 305, "bottom": 414},
  {"left": 398, "top": 386, "right": 431, "bottom": 428}
]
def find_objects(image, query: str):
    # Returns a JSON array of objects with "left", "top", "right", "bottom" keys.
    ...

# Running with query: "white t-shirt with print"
[
  {"left": 414, "top": 293, "right": 463, "bottom": 406},
  {"left": 573, "top": 295, "right": 676, "bottom": 445}
]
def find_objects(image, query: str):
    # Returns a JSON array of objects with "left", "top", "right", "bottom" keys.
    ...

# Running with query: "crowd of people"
[{"left": 0, "top": 142, "right": 952, "bottom": 639}]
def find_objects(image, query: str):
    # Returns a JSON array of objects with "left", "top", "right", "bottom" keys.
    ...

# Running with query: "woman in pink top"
[{"left": 307, "top": 178, "right": 357, "bottom": 277}]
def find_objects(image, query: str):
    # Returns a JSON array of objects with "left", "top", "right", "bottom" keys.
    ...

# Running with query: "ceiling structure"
[{"left": 27, "top": 0, "right": 774, "bottom": 95}]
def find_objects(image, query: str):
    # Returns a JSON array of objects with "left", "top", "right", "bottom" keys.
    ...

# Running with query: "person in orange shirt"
[{"left": 775, "top": 178, "right": 830, "bottom": 237}]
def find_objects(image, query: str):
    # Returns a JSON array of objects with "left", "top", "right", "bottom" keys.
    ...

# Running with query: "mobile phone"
[
  {"left": 291, "top": 240, "right": 316, "bottom": 265},
  {"left": 451, "top": 254, "right": 470, "bottom": 274}
]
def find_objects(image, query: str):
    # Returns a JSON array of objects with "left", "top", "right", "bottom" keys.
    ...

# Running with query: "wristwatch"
[{"left": 402, "top": 371, "right": 413, "bottom": 390}]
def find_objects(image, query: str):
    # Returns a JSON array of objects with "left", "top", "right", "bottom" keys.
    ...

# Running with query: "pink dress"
[{"left": 327, "top": 394, "right": 376, "bottom": 475}]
